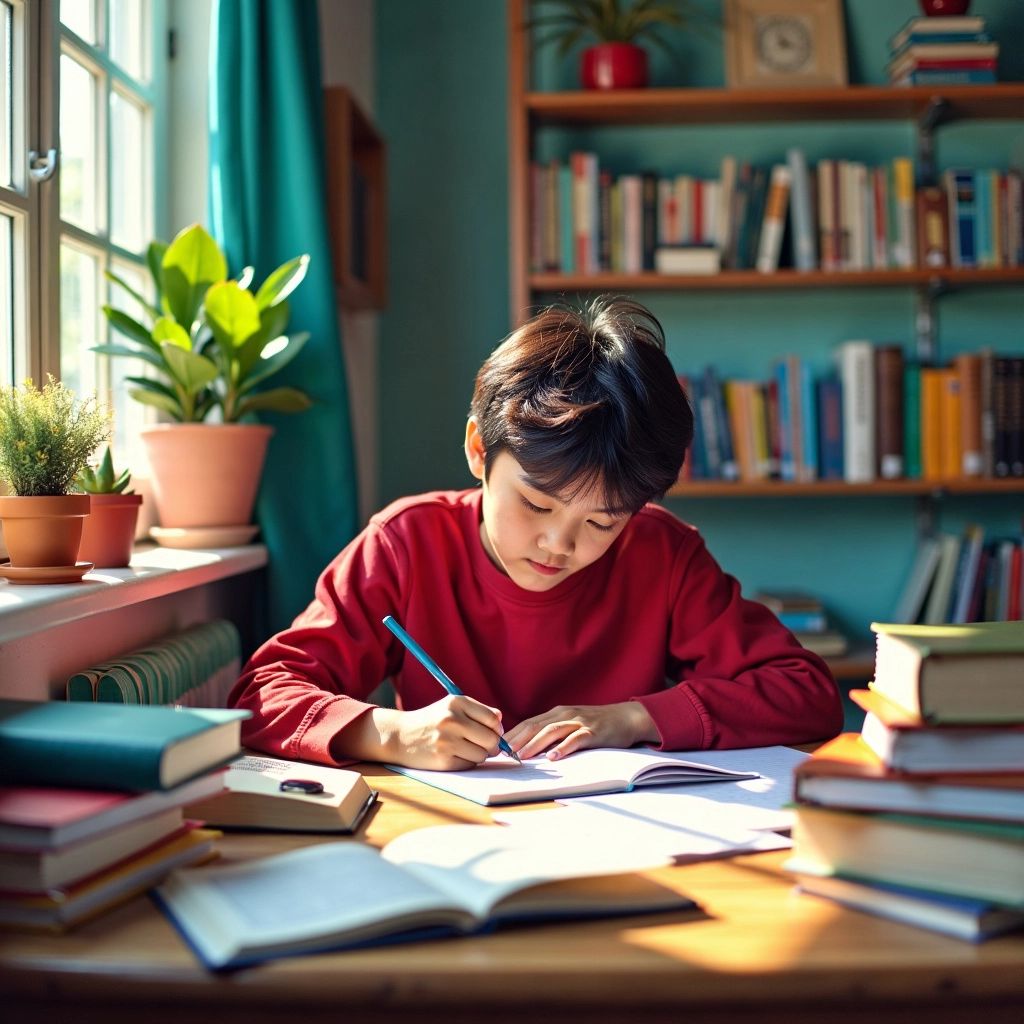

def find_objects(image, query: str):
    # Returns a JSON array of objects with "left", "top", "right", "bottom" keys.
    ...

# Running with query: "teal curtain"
[{"left": 208, "top": 0, "right": 358, "bottom": 633}]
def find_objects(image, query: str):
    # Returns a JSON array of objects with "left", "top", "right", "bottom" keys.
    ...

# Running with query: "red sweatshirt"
[{"left": 230, "top": 489, "right": 842, "bottom": 763}]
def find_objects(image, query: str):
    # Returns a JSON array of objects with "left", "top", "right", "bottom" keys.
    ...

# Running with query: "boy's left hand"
[{"left": 504, "top": 701, "right": 659, "bottom": 761}]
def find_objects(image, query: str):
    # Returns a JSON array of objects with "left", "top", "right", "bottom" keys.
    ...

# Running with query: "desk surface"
[{"left": 2, "top": 764, "right": 1022, "bottom": 1024}]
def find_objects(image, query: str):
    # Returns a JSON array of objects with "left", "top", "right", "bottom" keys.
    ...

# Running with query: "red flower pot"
[
  {"left": 580, "top": 43, "right": 649, "bottom": 90},
  {"left": 918, "top": 0, "right": 971, "bottom": 14}
]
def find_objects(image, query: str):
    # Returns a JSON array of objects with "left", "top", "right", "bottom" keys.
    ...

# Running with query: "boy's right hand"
[{"left": 344, "top": 696, "right": 504, "bottom": 770}]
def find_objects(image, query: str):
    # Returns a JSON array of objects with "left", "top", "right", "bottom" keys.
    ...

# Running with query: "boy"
[{"left": 230, "top": 296, "right": 842, "bottom": 769}]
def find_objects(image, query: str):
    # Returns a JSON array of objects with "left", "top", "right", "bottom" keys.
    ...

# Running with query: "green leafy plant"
[
  {"left": 96, "top": 223, "right": 313, "bottom": 423},
  {"left": 76, "top": 446, "right": 134, "bottom": 494},
  {"left": 530, "top": 0, "right": 713, "bottom": 57},
  {"left": 0, "top": 376, "right": 111, "bottom": 496}
]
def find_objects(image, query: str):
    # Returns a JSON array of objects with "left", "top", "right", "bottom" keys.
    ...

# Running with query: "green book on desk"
[{"left": 0, "top": 700, "right": 249, "bottom": 792}]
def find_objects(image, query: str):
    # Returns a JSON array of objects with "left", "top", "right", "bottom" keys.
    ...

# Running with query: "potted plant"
[
  {"left": 0, "top": 376, "right": 110, "bottom": 581},
  {"left": 75, "top": 447, "right": 143, "bottom": 568},
  {"left": 95, "top": 223, "right": 312, "bottom": 538},
  {"left": 530, "top": 0, "right": 712, "bottom": 89}
]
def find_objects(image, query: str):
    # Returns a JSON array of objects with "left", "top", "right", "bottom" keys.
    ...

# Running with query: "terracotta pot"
[
  {"left": 78, "top": 493, "right": 144, "bottom": 567},
  {"left": 918, "top": 0, "right": 970, "bottom": 14},
  {"left": 0, "top": 494, "right": 90, "bottom": 566},
  {"left": 580, "top": 42, "right": 649, "bottom": 90},
  {"left": 142, "top": 423, "right": 273, "bottom": 529}
]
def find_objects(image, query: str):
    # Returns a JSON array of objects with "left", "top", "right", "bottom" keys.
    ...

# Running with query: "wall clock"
[{"left": 725, "top": 0, "right": 849, "bottom": 89}]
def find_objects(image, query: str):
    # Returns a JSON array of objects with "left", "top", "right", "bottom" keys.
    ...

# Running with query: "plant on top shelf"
[
  {"left": 530, "top": 0, "right": 715, "bottom": 89},
  {"left": 96, "top": 222, "right": 313, "bottom": 424},
  {"left": 0, "top": 376, "right": 110, "bottom": 571},
  {"left": 94, "top": 223, "right": 314, "bottom": 536}
]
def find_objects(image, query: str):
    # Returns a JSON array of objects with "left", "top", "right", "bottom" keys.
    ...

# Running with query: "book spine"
[
  {"left": 875, "top": 344, "right": 905, "bottom": 479},
  {"left": 979, "top": 347, "right": 996, "bottom": 476},
  {"left": 919, "top": 367, "right": 944, "bottom": 482},
  {"left": 775, "top": 360, "right": 794, "bottom": 481},
  {"left": 817, "top": 159, "right": 836, "bottom": 271},
  {"left": 916, "top": 185, "right": 950, "bottom": 269},
  {"left": 954, "top": 352, "right": 983, "bottom": 477},
  {"left": 976, "top": 170, "right": 995, "bottom": 268},
  {"left": 787, "top": 148, "right": 816, "bottom": 271},
  {"left": 799, "top": 360, "right": 818, "bottom": 483},
  {"left": 946, "top": 168, "right": 977, "bottom": 268},
  {"left": 558, "top": 163, "right": 575, "bottom": 273},
  {"left": 872, "top": 166, "right": 889, "bottom": 268},
  {"left": 895, "top": 69, "right": 997, "bottom": 85},
  {"left": 993, "top": 356, "right": 1012, "bottom": 477},
  {"left": 717, "top": 155, "right": 737, "bottom": 266},
  {"left": 756, "top": 164, "right": 791, "bottom": 273},
  {"left": 706, "top": 365, "right": 738, "bottom": 481},
  {"left": 543, "top": 161, "right": 559, "bottom": 272},
  {"left": 641, "top": 171, "right": 658, "bottom": 272},
  {"left": 838, "top": 341, "right": 876, "bottom": 483},
  {"left": 938, "top": 366, "right": 962, "bottom": 480},
  {"left": 892, "top": 157, "right": 916, "bottom": 268},
  {"left": 1010, "top": 356, "right": 1024, "bottom": 477},
  {"left": 816, "top": 374, "right": 844, "bottom": 480},
  {"left": 597, "top": 169, "right": 613, "bottom": 272}
]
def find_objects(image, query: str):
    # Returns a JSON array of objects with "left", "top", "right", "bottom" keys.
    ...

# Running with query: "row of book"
[
  {"left": 0, "top": 700, "right": 374, "bottom": 930},
  {"left": 887, "top": 13, "right": 999, "bottom": 87},
  {"left": 678, "top": 345, "right": 1024, "bottom": 484},
  {"left": 529, "top": 151, "right": 1024, "bottom": 277},
  {"left": 787, "top": 620, "right": 1024, "bottom": 942},
  {"left": 754, "top": 589, "right": 849, "bottom": 659},
  {"left": 893, "top": 525, "right": 1023, "bottom": 627}
]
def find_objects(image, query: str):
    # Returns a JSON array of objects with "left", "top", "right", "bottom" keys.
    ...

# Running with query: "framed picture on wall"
[
  {"left": 324, "top": 87, "right": 387, "bottom": 310},
  {"left": 724, "top": 0, "right": 849, "bottom": 89}
]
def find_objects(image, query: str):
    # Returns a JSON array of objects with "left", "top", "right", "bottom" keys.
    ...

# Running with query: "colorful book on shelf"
[
  {"left": 0, "top": 825, "right": 220, "bottom": 932},
  {"left": 653, "top": 245, "right": 720, "bottom": 275},
  {"left": 793, "top": 732, "right": 1024, "bottom": 823},
  {"left": 0, "top": 809, "right": 188, "bottom": 892},
  {"left": 791, "top": 871, "right": 1024, "bottom": 943},
  {"left": 850, "top": 688, "right": 1024, "bottom": 774},
  {"left": 153, "top": 825, "right": 694, "bottom": 970},
  {"left": 874, "top": 344, "right": 905, "bottom": 480},
  {"left": 889, "top": 15, "right": 987, "bottom": 52},
  {"left": 0, "top": 700, "right": 249, "bottom": 792},
  {"left": 836, "top": 340, "right": 875, "bottom": 483},
  {"left": 786, "top": 148, "right": 816, "bottom": 271},
  {"left": 868, "top": 620, "right": 1024, "bottom": 724},
  {"left": 183, "top": 754, "right": 378, "bottom": 834},
  {"left": 916, "top": 185, "right": 950, "bottom": 268},
  {"left": 0, "top": 772, "right": 225, "bottom": 851},
  {"left": 892, "top": 536, "right": 942, "bottom": 625},
  {"left": 788, "top": 803, "right": 1024, "bottom": 908}
]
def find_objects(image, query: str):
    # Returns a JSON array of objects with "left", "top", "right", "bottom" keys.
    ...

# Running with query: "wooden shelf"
[
  {"left": 667, "top": 478, "right": 1024, "bottom": 498},
  {"left": 530, "top": 267, "right": 1024, "bottom": 294},
  {"left": 526, "top": 84, "right": 1024, "bottom": 127}
]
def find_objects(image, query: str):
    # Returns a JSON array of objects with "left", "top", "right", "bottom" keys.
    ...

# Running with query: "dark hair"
[{"left": 470, "top": 295, "right": 693, "bottom": 513}]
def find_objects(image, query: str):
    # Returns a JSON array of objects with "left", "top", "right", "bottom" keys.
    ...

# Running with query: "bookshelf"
[{"left": 506, "top": 0, "right": 1024, "bottom": 503}]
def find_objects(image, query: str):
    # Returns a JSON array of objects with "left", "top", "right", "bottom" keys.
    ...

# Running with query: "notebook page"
[
  {"left": 382, "top": 820, "right": 674, "bottom": 920},
  {"left": 386, "top": 746, "right": 761, "bottom": 806}
]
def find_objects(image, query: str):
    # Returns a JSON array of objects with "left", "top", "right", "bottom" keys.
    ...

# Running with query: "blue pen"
[{"left": 382, "top": 615, "right": 523, "bottom": 764}]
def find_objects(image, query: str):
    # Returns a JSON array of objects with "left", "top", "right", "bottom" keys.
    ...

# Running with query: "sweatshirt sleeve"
[
  {"left": 227, "top": 520, "right": 408, "bottom": 765},
  {"left": 633, "top": 535, "right": 844, "bottom": 750}
]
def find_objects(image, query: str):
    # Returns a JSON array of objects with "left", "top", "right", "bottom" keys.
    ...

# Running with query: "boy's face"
[{"left": 465, "top": 419, "right": 632, "bottom": 592}]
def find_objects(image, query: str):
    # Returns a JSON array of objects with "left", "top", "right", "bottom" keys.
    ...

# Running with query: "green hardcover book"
[
  {"left": 869, "top": 620, "right": 1024, "bottom": 724},
  {"left": 0, "top": 700, "right": 249, "bottom": 792}
]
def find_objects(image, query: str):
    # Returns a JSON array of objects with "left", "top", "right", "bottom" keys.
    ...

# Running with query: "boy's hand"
[
  {"left": 505, "top": 701, "right": 659, "bottom": 761},
  {"left": 367, "top": 695, "right": 504, "bottom": 771}
]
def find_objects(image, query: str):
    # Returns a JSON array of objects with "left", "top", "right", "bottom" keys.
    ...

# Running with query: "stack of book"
[
  {"left": 886, "top": 14, "right": 998, "bottom": 87},
  {"left": 0, "top": 700, "right": 247, "bottom": 930},
  {"left": 786, "top": 620, "right": 1024, "bottom": 942},
  {"left": 753, "top": 589, "right": 848, "bottom": 658}
]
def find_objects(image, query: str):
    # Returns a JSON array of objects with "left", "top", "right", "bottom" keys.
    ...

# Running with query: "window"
[{"left": 0, "top": 0, "right": 167, "bottom": 458}]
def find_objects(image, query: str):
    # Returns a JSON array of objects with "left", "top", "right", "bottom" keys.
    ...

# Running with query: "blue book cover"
[
  {"left": 816, "top": 374, "right": 843, "bottom": 480},
  {"left": 704, "top": 365, "right": 738, "bottom": 480},
  {"left": 786, "top": 148, "right": 816, "bottom": 271},
  {"left": 558, "top": 163, "right": 575, "bottom": 273},
  {"left": 899, "top": 69, "right": 997, "bottom": 86},
  {"left": 975, "top": 169, "right": 995, "bottom": 267},
  {"left": 799, "top": 360, "right": 818, "bottom": 482},
  {"left": 0, "top": 700, "right": 248, "bottom": 792},
  {"left": 774, "top": 360, "right": 795, "bottom": 481},
  {"left": 946, "top": 168, "right": 977, "bottom": 267},
  {"left": 686, "top": 374, "right": 709, "bottom": 480}
]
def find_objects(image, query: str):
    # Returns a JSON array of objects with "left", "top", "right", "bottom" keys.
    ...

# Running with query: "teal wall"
[{"left": 376, "top": 0, "right": 1024, "bottom": 649}]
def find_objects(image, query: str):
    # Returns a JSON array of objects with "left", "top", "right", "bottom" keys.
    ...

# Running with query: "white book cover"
[
  {"left": 837, "top": 340, "right": 876, "bottom": 482},
  {"left": 620, "top": 175, "right": 643, "bottom": 274}
]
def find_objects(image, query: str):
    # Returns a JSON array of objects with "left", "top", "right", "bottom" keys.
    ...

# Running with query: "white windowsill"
[{"left": 0, "top": 544, "right": 268, "bottom": 644}]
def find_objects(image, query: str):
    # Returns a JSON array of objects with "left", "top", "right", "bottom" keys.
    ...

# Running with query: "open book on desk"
[
  {"left": 154, "top": 822, "right": 693, "bottom": 970},
  {"left": 386, "top": 746, "right": 761, "bottom": 806}
]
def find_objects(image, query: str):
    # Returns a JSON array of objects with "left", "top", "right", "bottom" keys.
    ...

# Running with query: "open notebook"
[
  {"left": 154, "top": 821, "right": 694, "bottom": 969},
  {"left": 386, "top": 746, "right": 761, "bottom": 806}
]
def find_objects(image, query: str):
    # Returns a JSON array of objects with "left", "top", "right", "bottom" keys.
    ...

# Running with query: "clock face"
[{"left": 755, "top": 15, "right": 814, "bottom": 74}]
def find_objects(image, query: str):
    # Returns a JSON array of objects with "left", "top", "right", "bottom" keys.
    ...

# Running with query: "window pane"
[
  {"left": 110, "top": 0, "right": 148, "bottom": 82},
  {"left": 0, "top": 212, "right": 12, "bottom": 387},
  {"left": 110, "top": 89, "right": 147, "bottom": 252},
  {"left": 59, "top": 55, "right": 100, "bottom": 232},
  {"left": 59, "top": 241, "right": 100, "bottom": 400},
  {"left": 107, "top": 259, "right": 151, "bottom": 468},
  {"left": 60, "top": 0, "right": 96, "bottom": 44},
  {"left": 0, "top": 1, "right": 11, "bottom": 189}
]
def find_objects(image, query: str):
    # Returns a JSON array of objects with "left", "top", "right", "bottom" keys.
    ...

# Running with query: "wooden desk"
[{"left": 2, "top": 765, "right": 1022, "bottom": 1024}]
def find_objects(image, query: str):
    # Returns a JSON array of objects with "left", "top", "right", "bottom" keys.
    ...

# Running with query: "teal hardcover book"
[{"left": 0, "top": 700, "right": 249, "bottom": 792}]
